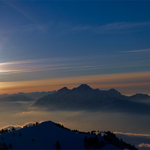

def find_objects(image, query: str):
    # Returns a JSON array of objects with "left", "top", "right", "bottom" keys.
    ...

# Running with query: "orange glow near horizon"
[{"left": 0, "top": 71, "right": 150, "bottom": 95}]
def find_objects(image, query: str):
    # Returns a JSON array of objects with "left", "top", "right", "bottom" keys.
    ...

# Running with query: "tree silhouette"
[
  {"left": 1, "top": 129, "right": 4, "bottom": 134},
  {"left": 2, "top": 142, "right": 6, "bottom": 147},
  {"left": 103, "top": 131, "right": 138, "bottom": 150},
  {"left": 56, "top": 141, "right": 60, "bottom": 150},
  {"left": 91, "top": 130, "right": 96, "bottom": 135},
  {"left": 9, "top": 143, "right": 12, "bottom": 148},
  {"left": 12, "top": 127, "right": 15, "bottom": 131}
]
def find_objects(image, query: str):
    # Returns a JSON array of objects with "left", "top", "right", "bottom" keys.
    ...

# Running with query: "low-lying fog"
[{"left": 0, "top": 100, "right": 150, "bottom": 150}]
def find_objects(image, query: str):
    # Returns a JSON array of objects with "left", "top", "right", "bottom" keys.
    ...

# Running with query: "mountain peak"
[
  {"left": 130, "top": 93, "right": 150, "bottom": 99},
  {"left": 76, "top": 84, "right": 92, "bottom": 91},
  {"left": 58, "top": 87, "right": 69, "bottom": 92},
  {"left": 108, "top": 88, "right": 119, "bottom": 93},
  {"left": 107, "top": 88, "right": 122, "bottom": 97}
]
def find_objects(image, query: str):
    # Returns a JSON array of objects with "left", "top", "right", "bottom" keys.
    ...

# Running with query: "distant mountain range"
[
  {"left": 32, "top": 84, "right": 150, "bottom": 114},
  {"left": 0, "top": 91, "right": 56, "bottom": 102},
  {"left": 128, "top": 93, "right": 150, "bottom": 101},
  {"left": 0, "top": 120, "right": 137, "bottom": 150},
  {"left": 0, "top": 95, "right": 34, "bottom": 102},
  {"left": 0, "top": 84, "right": 149, "bottom": 114}
]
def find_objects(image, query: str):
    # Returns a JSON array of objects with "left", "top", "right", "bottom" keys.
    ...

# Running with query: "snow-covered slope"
[{"left": 0, "top": 121, "right": 122, "bottom": 150}]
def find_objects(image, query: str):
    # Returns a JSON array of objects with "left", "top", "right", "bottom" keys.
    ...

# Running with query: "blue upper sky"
[{"left": 0, "top": 0, "right": 150, "bottom": 95}]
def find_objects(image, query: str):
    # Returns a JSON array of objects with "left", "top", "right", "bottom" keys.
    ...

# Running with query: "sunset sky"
[{"left": 0, "top": 0, "right": 150, "bottom": 95}]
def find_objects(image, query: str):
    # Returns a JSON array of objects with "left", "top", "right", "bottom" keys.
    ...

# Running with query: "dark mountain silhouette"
[
  {"left": 0, "top": 120, "right": 137, "bottom": 150},
  {"left": 129, "top": 93, "right": 150, "bottom": 101},
  {"left": 32, "top": 84, "right": 150, "bottom": 114},
  {"left": 12, "top": 91, "right": 56, "bottom": 100}
]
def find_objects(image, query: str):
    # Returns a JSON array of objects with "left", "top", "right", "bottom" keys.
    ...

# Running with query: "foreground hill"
[
  {"left": 32, "top": 84, "right": 150, "bottom": 114},
  {"left": 0, "top": 120, "right": 137, "bottom": 150}
]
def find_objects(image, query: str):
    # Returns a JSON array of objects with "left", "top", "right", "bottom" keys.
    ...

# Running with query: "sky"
[{"left": 0, "top": 0, "right": 150, "bottom": 95}]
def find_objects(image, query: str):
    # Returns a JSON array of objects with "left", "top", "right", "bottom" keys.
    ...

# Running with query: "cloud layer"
[{"left": 138, "top": 143, "right": 150, "bottom": 148}]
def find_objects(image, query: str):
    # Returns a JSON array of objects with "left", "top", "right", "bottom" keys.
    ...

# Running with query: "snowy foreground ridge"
[{"left": 0, "top": 121, "right": 138, "bottom": 150}]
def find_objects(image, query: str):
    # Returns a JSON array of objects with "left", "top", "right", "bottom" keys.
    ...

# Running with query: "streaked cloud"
[
  {"left": 71, "top": 25, "right": 92, "bottom": 31},
  {"left": 71, "top": 21, "right": 150, "bottom": 34},
  {"left": 4, "top": 20, "right": 147, "bottom": 35},
  {"left": 0, "top": 65, "right": 98, "bottom": 74},
  {"left": 0, "top": 56, "right": 97, "bottom": 74},
  {"left": 98, "top": 22, "right": 150, "bottom": 30},
  {"left": 1, "top": 53, "right": 150, "bottom": 75},
  {"left": 1, "top": 72, "right": 150, "bottom": 95},
  {"left": 114, "top": 131, "right": 150, "bottom": 138},
  {"left": 1, "top": 17, "right": 150, "bottom": 37},
  {"left": 120, "top": 49, "right": 150, "bottom": 53}
]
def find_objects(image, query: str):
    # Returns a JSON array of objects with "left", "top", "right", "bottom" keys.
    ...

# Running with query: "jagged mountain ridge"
[
  {"left": 129, "top": 93, "right": 150, "bottom": 100},
  {"left": 32, "top": 84, "right": 150, "bottom": 113},
  {"left": 32, "top": 84, "right": 124, "bottom": 109}
]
